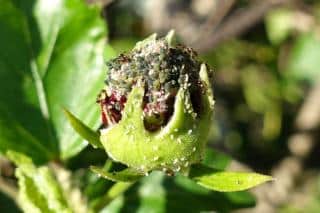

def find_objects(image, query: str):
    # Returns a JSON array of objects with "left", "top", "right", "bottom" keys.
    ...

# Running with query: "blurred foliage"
[
  {"left": 287, "top": 33, "right": 320, "bottom": 83},
  {"left": 0, "top": 191, "right": 21, "bottom": 213},
  {"left": 6, "top": 151, "right": 72, "bottom": 213}
]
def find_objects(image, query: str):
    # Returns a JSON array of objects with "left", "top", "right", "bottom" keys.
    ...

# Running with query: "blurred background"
[
  {"left": 100, "top": 0, "right": 320, "bottom": 211},
  {"left": 2, "top": 0, "right": 320, "bottom": 212},
  {"left": 100, "top": 0, "right": 320, "bottom": 212}
]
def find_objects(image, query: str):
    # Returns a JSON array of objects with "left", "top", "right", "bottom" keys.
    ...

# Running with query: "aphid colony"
[{"left": 97, "top": 36, "right": 205, "bottom": 131}]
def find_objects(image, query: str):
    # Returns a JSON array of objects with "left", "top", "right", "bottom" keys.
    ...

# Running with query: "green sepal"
[
  {"left": 90, "top": 166, "right": 144, "bottom": 182},
  {"left": 133, "top": 33, "right": 157, "bottom": 51},
  {"left": 100, "top": 64, "right": 214, "bottom": 173},
  {"left": 165, "top": 30, "right": 176, "bottom": 47},
  {"left": 63, "top": 109, "right": 103, "bottom": 149},
  {"left": 189, "top": 164, "right": 273, "bottom": 192}
]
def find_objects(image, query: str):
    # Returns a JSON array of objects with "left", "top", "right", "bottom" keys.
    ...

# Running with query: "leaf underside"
[{"left": 90, "top": 166, "right": 144, "bottom": 182}]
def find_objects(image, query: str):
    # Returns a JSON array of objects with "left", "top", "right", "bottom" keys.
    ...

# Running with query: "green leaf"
[
  {"left": 101, "top": 172, "right": 256, "bottom": 213},
  {"left": 286, "top": 33, "right": 320, "bottom": 83},
  {"left": 190, "top": 165, "right": 273, "bottom": 192},
  {"left": 202, "top": 148, "right": 231, "bottom": 170},
  {"left": 0, "top": 0, "right": 114, "bottom": 162},
  {"left": 6, "top": 151, "right": 72, "bottom": 213},
  {"left": 90, "top": 166, "right": 144, "bottom": 182},
  {"left": 63, "top": 109, "right": 102, "bottom": 149},
  {"left": 265, "top": 8, "right": 293, "bottom": 45}
]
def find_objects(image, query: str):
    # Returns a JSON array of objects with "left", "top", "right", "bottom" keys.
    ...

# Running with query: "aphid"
[{"left": 117, "top": 53, "right": 131, "bottom": 63}]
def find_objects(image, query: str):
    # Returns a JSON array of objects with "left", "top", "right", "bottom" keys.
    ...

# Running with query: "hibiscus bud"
[{"left": 98, "top": 31, "right": 214, "bottom": 175}]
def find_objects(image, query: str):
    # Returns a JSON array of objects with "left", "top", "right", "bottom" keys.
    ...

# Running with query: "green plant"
[
  {"left": 65, "top": 32, "right": 272, "bottom": 211},
  {"left": 0, "top": 0, "right": 272, "bottom": 212}
]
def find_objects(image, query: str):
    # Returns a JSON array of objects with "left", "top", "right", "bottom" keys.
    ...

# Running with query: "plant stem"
[{"left": 92, "top": 181, "right": 134, "bottom": 211}]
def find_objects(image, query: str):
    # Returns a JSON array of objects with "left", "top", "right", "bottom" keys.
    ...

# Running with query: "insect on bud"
[{"left": 98, "top": 31, "right": 214, "bottom": 174}]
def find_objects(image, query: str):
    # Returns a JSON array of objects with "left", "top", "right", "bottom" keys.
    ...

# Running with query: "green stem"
[{"left": 92, "top": 181, "right": 134, "bottom": 211}]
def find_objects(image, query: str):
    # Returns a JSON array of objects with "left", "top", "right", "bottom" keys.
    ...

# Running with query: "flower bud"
[{"left": 98, "top": 31, "right": 214, "bottom": 174}]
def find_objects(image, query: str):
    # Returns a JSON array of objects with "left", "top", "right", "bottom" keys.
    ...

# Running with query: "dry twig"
[{"left": 194, "top": 0, "right": 290, "bottom": 52}]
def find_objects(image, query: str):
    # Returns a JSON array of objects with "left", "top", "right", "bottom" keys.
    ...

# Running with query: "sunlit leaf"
[
  {"left": 286, "top": 33, "right": 320, "bottom": 83},
  {"left": 6, "top": 151, "right": 72, "bottom": 213},
  {"left": 265, "top": 8, "right": 293, "bottom": 45},
  {"left": 190, "top": 165, "right": 273, "bottom": 192},
  {"left": 0, "top": 0, "right": 114, "bottom": 162}
]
